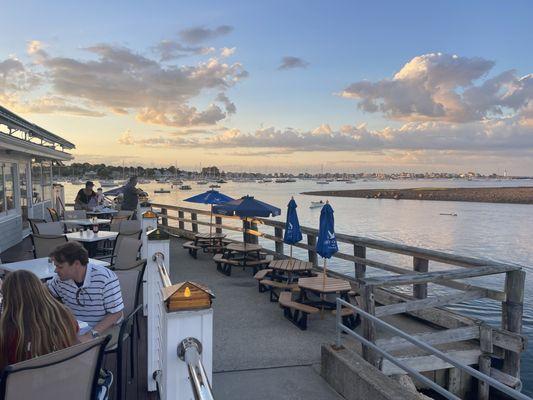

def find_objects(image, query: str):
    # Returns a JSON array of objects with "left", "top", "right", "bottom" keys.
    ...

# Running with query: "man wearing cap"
[{"left": 74, "top": 181, "right": 97, "bottom": 210}]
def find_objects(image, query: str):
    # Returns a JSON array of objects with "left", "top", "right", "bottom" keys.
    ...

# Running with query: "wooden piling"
[
  {"left": 191, "top": 212, "right": 198, "bottom": 233},
  {"left": 160, "top": 208, "right": 168, "bottom": 226},
  {"left": 307, "top": 234, "right": 317, "bottom": 266},
  {"left": 362, "top": 285, "right": 378, "bottom": 367},
  {"left": 215, "top": 216, "right": 222, "bottom": 234},
  {"left": 502, "top": 269, "right": 525, "bottom": 378},
  {"left": 178, "top": 210, "right": 185, "bottom": 230},
  {"left": 274, "top": 226, "right": 284, "bottom": 255},
  {"left": 354, "top": 244, "right": 366, "bottom": 280},
  {"left": 413, "top": 257, "right": 429, "bottom": 299}
]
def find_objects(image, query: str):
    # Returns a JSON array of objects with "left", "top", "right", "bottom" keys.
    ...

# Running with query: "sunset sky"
[{"left": 1, "top": 1, "right": 532, "bottom": 174}]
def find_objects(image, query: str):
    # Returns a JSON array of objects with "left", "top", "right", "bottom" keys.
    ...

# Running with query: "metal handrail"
[
  {"left": 153, "top": 252, "right": 171, "bottom": 288},
  {"left": 335, "top": 298, "right": 531, "bottom": 400},
  {"left": 178, "top": 338, "right": 215, "bottom": 400}
]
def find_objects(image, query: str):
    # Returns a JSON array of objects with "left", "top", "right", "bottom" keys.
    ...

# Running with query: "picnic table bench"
[
  {"left": 278, "top": 292, "right": 319, "bottom": 330},
  {"left": 259, "top": 279, "right": 299, "bottom": 301},
  {"left": 183, "top": 241, "right": 202, "bottom": 258},
  {"left": 254, "top": 268, "right": 272, "bottom": 292}
]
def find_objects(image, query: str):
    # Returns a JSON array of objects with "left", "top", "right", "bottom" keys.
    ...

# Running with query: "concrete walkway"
[{"left": 168, "top": 239, "right": 344, "bottom": 399}]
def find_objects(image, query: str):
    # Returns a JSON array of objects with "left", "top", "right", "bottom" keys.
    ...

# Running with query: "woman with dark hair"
[{"left": 0, "top": 270, "right": 78, "bottom": 368}]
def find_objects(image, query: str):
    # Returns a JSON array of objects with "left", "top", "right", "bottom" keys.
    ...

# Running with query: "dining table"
[
  {"left": 65, "top": 230, "right": 119, "bottom": 257},
  {"left": 1, "top": 257, "right": 110, "bottom": 280},
  {"left": 64, "top": 218, "right": 111, "bottom": 227}
]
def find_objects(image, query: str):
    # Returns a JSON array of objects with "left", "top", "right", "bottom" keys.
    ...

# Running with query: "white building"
[{"left": 0, "top": 105, "right": 74, "bottom": 253}]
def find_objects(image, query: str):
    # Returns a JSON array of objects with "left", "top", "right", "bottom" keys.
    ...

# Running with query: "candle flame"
[{"left": 184, "top": 286, "right": 191, "bottom": 298}]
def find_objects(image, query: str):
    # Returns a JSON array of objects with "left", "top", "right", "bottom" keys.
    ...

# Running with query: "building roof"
[{"left": 0, "top": 104, "right": 75, "bottom": 161}]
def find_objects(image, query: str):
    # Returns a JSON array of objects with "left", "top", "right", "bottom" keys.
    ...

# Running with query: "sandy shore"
[{"left": 302, "top": 186, "right": 533, "bottom": 204}]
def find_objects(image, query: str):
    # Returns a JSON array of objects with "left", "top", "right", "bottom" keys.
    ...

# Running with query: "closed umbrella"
[
  {"left": 184, "top": 189, "right": 234, "bottom": 236},
  {"left": 283, "top": 197, "right": 303, "bottom": 264},
  {"left": 316, "top": 201, "right": 338, "bottom": 290},
  {"left": 213, "top": 195, "right": 281, "bottom": 245}
]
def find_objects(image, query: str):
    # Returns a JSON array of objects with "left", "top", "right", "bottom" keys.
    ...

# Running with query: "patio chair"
[
  {"left": 34, "top": 221, "right": 65, "bottom": 235},
  {"left": 104, "top": 259, "right": 147, "bottom": 400},
  {"left": 116, "top": 210, "right": 134, "bottom": 220},
  {"left": 28, "top": 218, "right": 46, "bottom": 234},
  {"left": 97, "top": 231, "right": 142, "bottom": 268},
  {"left": 118, "top": 220, "right": 141, "bottom": 234},
  {"left": 0, "top": 335, "right": 110, "bottom": 400},
  {"left": 30, "top": 234, "right": 68, "bottom": 259},
  {"left": 47, "top": 207, "right": 60, "bottom": 222},
  {"left": 64, "top": 210, "right": 87, "bottom": 220},
  {"left": 110, "top": 215, "right": 130, "bottom": 231}
]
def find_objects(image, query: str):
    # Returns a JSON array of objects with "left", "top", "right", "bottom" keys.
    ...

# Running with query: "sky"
[{"left": 0, "top": 0, "right": 532, "bottom": 174}]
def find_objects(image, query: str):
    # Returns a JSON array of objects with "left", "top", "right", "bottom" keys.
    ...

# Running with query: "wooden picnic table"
[
  {"left": 269, "top": 259, "right": 314, "bottom": 283},
  {"left": 297, "top": 275, "right": 352, "bottom": 309},
  {"left": 194, "top": 232, "right": 226, "bottom": 250},
  {"left": 224, "top": 242, "right": 263, "bottom": 269}
]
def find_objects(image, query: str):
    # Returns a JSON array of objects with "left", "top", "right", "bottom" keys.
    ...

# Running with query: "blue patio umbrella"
[
  {"left": 184, "top": 189, "right": 234, "bottom": 235},
  {"left": 284, "top": 197, "right": 303, "bottom": 262},
  {"left": 213, "top": 195, "right": 281, "bottom": 243},
  {"left": 316, "top": 201, "right": 338, "bottom": 289}
]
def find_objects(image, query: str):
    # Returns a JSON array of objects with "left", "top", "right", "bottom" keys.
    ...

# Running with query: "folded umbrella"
[{"left": 284, "top": 197, "right": 303, "bottom": 264}]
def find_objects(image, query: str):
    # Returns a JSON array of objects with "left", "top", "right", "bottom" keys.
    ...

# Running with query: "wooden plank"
[
  {"left": 363, "top": 265, "right": 516, "bottom": 287},
  {"left": 478, "top": 354, "right": 491, "bottom": 400},
  {"left": 490, "top": 367, "right": 522, "bottom": 389},
  {"left": 375, "top": 290, "right": 486, "bottom": 317},
  {"left": 502, "top": 269, "right": 526, "bottom": 378},
  {"left": 375, "top": 326, "right": 480, "bottom": 353},
  {"left": 381, "top": 349, "right": 481, "bottom": 375},
  {"left": 448, "top": 367, "right": 462, "bottom": 396},
  {"left": 413, "top": 257, "right": 429, "bottom": 299},
  {"left": 479, "top": 324, "right": 493, "bottom": 354}
]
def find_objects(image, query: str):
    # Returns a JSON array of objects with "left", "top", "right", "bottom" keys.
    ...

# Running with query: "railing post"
[
  {"left": 141, "top": 211, "right": 158, "bottom": 316},
  {"left": 362, "top": 284, "right": 379, "bottom": 367},
  {"left": 413, "top": 257, "right": 429, "bottom": 299},
  {"left": 250, "top": 221, "right": 259, "bottom": 245},
  {"left": 478, "top": 324, "right": 493, "bottom": 400},
  {"left": 307, "top": 234, "right": 317, "bottom": 266},
  {"left": 502, "top": 269, "right": 525, "bottom": 378},
  {"left": 354, "top": 244, "right": 366, "bottom": 280},
  {"left": 191, "top": 212, "right": 198, "bottom": 233},
  {"left": 161, "top": 208, "right": 168, "bottom": 227},
  {"left": 178, "top": 210, "right": 185, "bottom": 230},
  {"left": 274, "top": 226, "right": 284, "bottom": 256},
  {"left": 242, "top": 219, "right": 249, "bottom": 243},
  {"left": 215, "top": 216, "right": 222, "bottom": 234}
]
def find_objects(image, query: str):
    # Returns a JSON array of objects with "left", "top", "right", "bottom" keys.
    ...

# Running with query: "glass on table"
[{"left": 47, "top": 257, "right": 55, "bottom": 273}]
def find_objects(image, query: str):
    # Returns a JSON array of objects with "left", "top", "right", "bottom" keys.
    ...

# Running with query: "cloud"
[
  {"left": 2, "top": 40, "right": 247, "bottom": 126},
  {"left": 278, "top": 56, "right": 310, "bottom": 70},
  {"left": 220, "top": 47, "right": 236, "bottom": 58},
  {"left": 118, "top": 130, "right": 135, "bottom": 145},
  {"left": 152, "top": 40, "right": 214, "bottom": 61},
  {"left": 341, "top": 53, "right": 531, "bottom": 123},
  {"left": 179, "top": 25, "right": 233, "bottom": 44}
]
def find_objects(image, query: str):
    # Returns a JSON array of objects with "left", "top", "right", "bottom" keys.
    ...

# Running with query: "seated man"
[
  {"left": 74, "top": 181, "right": 97, "bottom": 210},
  {"left": 48, "top": 241, "right": 123, "bottom": 342}
]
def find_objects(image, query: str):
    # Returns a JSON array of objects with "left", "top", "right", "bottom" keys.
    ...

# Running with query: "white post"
[
  {"left": 146, "top": 235, "right": 170, "bottom": 392},
  {"left": 161, "top": 308, "right": 214, "bottom": 400},
  {"left": 141, "top": 211, "right": 158, "bottom": 316}
]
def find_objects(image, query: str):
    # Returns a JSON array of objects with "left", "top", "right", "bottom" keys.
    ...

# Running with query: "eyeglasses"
[{"left": 75, "top": 287, "right": 92, "bottom": 306}]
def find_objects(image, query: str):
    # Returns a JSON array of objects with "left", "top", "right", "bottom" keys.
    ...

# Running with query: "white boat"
[
  {"left": 209, "top": 184, "right": 220, "bottom": 189},
  {"left": 180, "top": 185, "right": 192, "bottom": 190},
  {"left": 310, "top": 200, "right": 325, "bottom": 208},
  {"left": 154, "top": 188, "right": 170, "bottom": 194},
  {"left": 316, "top": 181, "right": 329, "bottom": 184},
  {"left": 196, "top": 180, "right": 208, "bottom": 185},
  {"left": 99, "top": 180, "right": 116, "bottom": 187}
]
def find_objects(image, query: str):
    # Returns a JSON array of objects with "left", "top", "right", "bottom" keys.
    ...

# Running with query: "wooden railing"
[{"left": 152, "top": 202, "right": 527, "bottom": 398}]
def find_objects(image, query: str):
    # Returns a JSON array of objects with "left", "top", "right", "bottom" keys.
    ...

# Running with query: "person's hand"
[{"left": 78, "top": 332, "right": 93, "bottom": 343}]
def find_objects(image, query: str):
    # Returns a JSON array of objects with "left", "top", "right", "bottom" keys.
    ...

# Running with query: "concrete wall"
[{"left": 321, "top": 344, "right": 421, "bottom": 400}]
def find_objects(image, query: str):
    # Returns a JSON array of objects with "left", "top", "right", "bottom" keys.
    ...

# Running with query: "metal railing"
[
  {"left": 335, "top": 298, "right": 531, "bottom": 400},
  {"left": 178, "top": 338, "right": 215, "bottom": 400}
]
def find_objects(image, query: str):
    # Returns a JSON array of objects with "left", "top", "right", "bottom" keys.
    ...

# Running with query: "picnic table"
[
  {"left": 194, "top": 232, "right": 226, "bottom": 251},
  {"left": 269, "top": 259, "right": 313, "bottom": 283},
  {"left": 1, "top": 257, "right": 110, "bottom": 280},
  {"left": 297, "top": 275, "right": 352, "bottom": 309},
  {"left": 225, "top": 242, "right": 263, "bottom": 264},
  {"left": 66, "top": 230, "right": 119, "bottom": 257}
]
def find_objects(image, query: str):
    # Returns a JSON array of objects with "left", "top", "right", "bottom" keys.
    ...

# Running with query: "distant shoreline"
[{"left": 301, "top": 187, "right": 533, "bottom": 205}]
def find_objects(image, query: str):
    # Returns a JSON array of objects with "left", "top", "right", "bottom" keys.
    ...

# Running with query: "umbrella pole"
[
  {"left": 290, "top": 244, "right": 293, "bottom": 266},
  {"left": 321, "top": 258, "right": 327, "bottom": 319},
  {"left": 210, "top": 205, "right": 213, "bottom": 237}
]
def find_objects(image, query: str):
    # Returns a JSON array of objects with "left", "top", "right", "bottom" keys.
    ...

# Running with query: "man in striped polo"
[{"left": 48, "top": 242, "right": 124, "bottom": 342}]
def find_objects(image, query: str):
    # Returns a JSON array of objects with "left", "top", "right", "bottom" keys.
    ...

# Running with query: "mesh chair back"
[
  {"left": 114, "top": 268, "right": 141, "bottom": 316},
  {"left": 31, "top": 234, "right": 68, "bottom": 259},
  {"left": 64, "top": 210, "right": 87, "bottom": 220},
  {"left": 118, "top": 220, "right": 141, "bottom": 234},
  {"left": 116, "top": 210, "right": 134, "bottom": 220},
  {"left": 28, "top": 218, "right": 46, "bottom": 234},
  {"left": 110, "top": 215, "right": 130, "bottom": 231},
  {"left": 0, "top": 336, "right": 110, "bottom": 400},
  {"left": 35, "top": 222, "right": 65, "bottom": 235},
  {"left": 47, "top": 208, "right": 60, "bottom": 222},
  {"left": 113, "top": 235, "right": 142, "bottom": 269}
]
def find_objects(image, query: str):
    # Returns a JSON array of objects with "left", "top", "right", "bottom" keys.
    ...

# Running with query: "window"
[
  {"left": 5, "top": 164, "right": 15, "bottom": 210},
  {"left": 0, "top": 166, "right": 4, "bottom": 213},
  {"left": 42, "top": 161, "right": 52, "bottom": 201},
  {"left": 20, "top": 163, "right": 29, "bottom": 228},
  {"left": 32, "top": 162, "right": 42, "bottom": 204}
]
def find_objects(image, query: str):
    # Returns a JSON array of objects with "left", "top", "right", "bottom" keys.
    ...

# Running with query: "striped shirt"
[{"left": 47, "top": 263, "right": 124, "bottom": 328}]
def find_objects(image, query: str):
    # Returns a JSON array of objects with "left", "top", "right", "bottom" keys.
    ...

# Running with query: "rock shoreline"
[{"left": 301, "top": 186, "right": 533, "bottom": 205}]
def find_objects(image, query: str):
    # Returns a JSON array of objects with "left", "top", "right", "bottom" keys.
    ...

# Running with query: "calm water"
[{"left": 65, "top": 179, "right": 533, "bottom": 393}]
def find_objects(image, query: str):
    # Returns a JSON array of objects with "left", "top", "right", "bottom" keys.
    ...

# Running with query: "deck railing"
[{"left": 152, "top": 202, "right": 527, "bottom": 398}]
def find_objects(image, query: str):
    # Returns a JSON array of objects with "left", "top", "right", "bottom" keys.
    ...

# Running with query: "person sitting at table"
[
  {"left": 96, "top": 187, "right": 111, "bottom": 207},
  {"left": 48, "top": 241, "right": 124, "bottom": 342},
  {"left": 74, "top": 181, "right": 97, "bottom": 210},
  {"left": 0, "top": 270, "right": 78, "bottom": 369}
]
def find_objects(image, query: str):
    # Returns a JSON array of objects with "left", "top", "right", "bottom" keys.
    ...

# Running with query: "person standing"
[
  {"left": 122, "top": 176, "right": 143, "bottom": 218},
  {"left": 48, "top": 242, "right": 124, "bottom": 342},
  {"left": 74, "top": 181, "right": 97, "bottom": 210}
]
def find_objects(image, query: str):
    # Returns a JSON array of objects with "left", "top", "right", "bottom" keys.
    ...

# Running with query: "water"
[{"left": 65, "top": 179, "right": 533, "bottom": 392}]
